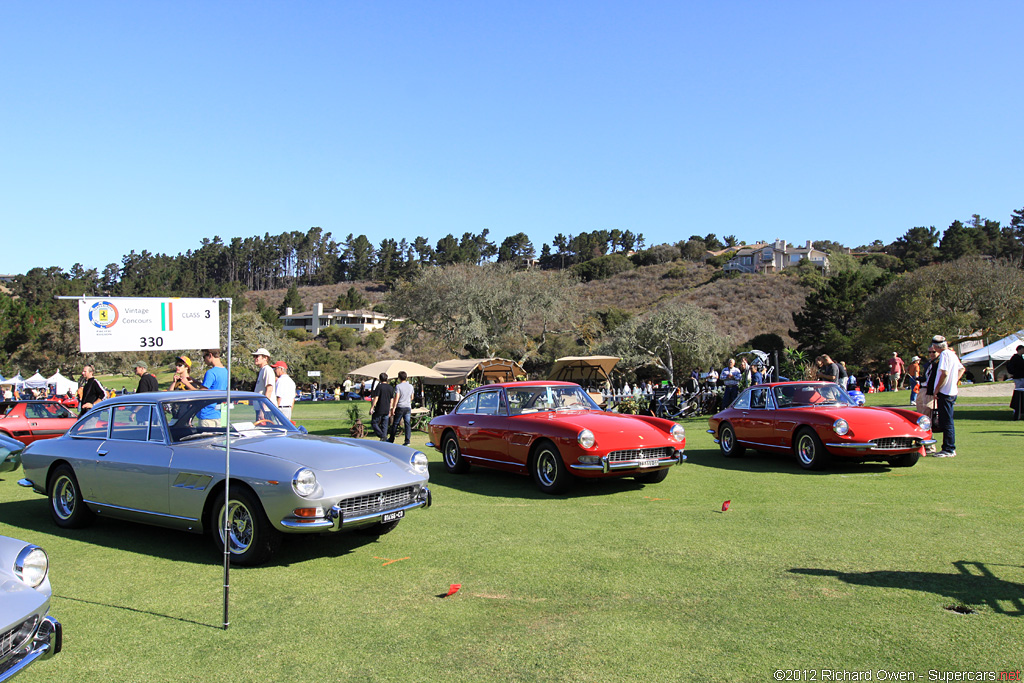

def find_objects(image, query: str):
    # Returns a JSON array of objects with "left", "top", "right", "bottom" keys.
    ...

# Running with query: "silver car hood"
[
  {"left": 229, "top": 433, "right": 394, "bottom": 472},
  {"left": 0, "top": 579, "right": 50, "bottom": 633}
]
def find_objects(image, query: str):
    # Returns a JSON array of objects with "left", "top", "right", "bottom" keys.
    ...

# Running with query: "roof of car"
[
  {"left": 75, "top": 390, "right": 266, "bottom": 405},
  {"left": 466, "top": 381, "right": 579, "bottom": 393}
]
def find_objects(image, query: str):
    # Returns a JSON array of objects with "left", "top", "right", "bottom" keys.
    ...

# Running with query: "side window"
[
  {"left": 732, "top": 390, "right": 751, "bottom": 410},
  {"left": 110, "top": 405, "right": 150, "bottom": 442},
  {"left": 750, "top": 388, "right": 768, "bottom": 410},
  {"left": 70, "top": 408, "right": 111, "bottom": 439},
  {"left": 149, "top": 406, "right": 166, "bottom": 442},
  {"left": 454, "top": 394, "right": 479, "bottom": 415},
  {"left": 477, "top": 391, "right": 500, "bottom": 416}
]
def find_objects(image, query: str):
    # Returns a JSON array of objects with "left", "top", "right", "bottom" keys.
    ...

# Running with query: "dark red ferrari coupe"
[
  {"left": 707, "top": 381, "right": 934, "bottom": 470},
  {"left": 428, "top": 381, "right": 686, "bottom": 494},
  {"left": 0, "top": 401, "right": 79, "bottom": 446}
]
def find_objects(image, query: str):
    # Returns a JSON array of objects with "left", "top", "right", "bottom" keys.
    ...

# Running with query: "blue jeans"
[
  {"left": 722, "top": 385, "right": 738, "bottom": 408},
  {"left": 390, "top": 406, "right": 411, "bottom": 444},
  {"left": 371, "top": 412, "right": 390, "bottom": 440},
  {"left": 936, "top": 392, "right": 957, "bottom": 452}
]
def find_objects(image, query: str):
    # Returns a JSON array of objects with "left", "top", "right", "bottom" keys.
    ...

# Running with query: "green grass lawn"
[{"left": 2, "top": 395, "right": 1021, "bottom": 682}]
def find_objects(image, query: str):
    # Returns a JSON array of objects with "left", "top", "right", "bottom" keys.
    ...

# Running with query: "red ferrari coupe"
[
  {"left": 428, "top": 381, "right": 686, "bottom": 494},
  {"left": 707, "top": 381, "right": 934, "bottom": 470},
  {"left": 0, "top": 401, "right": 79, "bottom": 446}
]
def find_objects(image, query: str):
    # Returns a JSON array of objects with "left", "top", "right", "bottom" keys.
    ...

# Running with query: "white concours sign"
[{"left": 78, "top": 297, "right": 220, "bottom": 353}]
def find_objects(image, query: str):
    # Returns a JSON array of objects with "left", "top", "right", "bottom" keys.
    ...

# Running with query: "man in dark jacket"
[
  {"left": 134, "top": 361, "right": 159, "bottom": 393},
  {"left": 79, "top": 364, "right": 105, "bottom": 415},
  {"left": 1008, "top": 344, "right": 1024, "bottom": 420}
]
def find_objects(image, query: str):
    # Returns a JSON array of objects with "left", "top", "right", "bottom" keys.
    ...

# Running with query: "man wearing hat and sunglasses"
[{"left": 252, "top": 348, "right": 276, "bottom": 403}]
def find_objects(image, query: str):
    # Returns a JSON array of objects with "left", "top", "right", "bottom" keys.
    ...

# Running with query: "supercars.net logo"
[{"left": 88, "top": 301, "right": 119, "bottom": 329}]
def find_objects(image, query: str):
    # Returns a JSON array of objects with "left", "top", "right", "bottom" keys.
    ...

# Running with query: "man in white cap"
[
  {"left": 272, "top": 361, "right": 296, "bottom": 420},
  {"left": 252, "top": 348, "right": 276, "bottom": 402}
]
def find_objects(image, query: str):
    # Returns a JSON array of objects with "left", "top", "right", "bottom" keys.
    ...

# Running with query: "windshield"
[
  {"left": 772, "top": 383, "right": 855, "bottom": 408},
  {"left": 505, "top": 385, "right": 599, "bottom": 415},
  {"left": 162, "top": 396, "right": 296, "bottom": 443}
]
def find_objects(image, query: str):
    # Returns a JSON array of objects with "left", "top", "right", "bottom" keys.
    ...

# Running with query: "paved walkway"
[{"left": 956, "top": 381, "right": 1015, "bottom": 398}]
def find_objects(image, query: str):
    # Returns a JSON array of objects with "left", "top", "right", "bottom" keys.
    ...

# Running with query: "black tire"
[
  {"left": 209, "top": 486, "right": 282, "bottom": 566},
  {"left": 531, "top": 440, "right": 572, "bottom": 495},
  {"left": 355, "top": 519, "right": 401, "bottom": 537},
  {"left": 442, "top": 432, "right": 470, "bottom": 474},
  {"left": 887, "top": 452, "right": 920, "bottom": 468},
  {"left": 635, "top": 468, "right": 669, "bottom": 484},
  {"left": 719, "top": 423, "right": 745, "bottom": 458},
  {"left": 48, "top": 464, "right": 94, "bottom": 529},
  {"left": 794, "top": 428, "right": 831, "bottom": 470}
]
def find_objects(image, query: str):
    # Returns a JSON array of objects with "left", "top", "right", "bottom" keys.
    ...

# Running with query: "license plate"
[
  {"left": 382, "top": 510, "right": 405, "bottom": 523},
  {"left": 637, "top": 458, "right": 660, "bottom": 468}
]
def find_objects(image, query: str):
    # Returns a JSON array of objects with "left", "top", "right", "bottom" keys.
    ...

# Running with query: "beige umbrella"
[
  {"left": 348, "top": 359, "right": 444, "bottom": 379},
  {"left": 548, "top": 356, "right": 620, "bottom": 383}
]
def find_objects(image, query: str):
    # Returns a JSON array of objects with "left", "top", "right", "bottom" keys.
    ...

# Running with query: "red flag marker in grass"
[
  {"left": 446, "top": 583, "right": 462, "bottom": 597},
  {"left": 721, "top": 500, "right": 731, "bottom": 512}
]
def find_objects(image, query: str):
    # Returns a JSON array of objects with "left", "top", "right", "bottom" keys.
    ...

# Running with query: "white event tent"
[
  {"left": 960, "top": 330, "right": 1024, "bottom": 364},
  {"left": 0, "top": 374, "right": 25, "bottom": 389},
  {"left": 47, "top": 372, "right": 78, "bottom": 395},
  {"left": 22, "top": 372, "right": 48, "bottom": 389}
]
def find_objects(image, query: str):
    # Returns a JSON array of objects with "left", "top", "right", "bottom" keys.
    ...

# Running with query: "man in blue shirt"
[{"left": 179, "top": 348, "right": 228, "bottom": 427}]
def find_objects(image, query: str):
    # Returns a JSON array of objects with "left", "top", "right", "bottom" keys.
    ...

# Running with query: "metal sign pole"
[{"left": 222, "top": 298, "right": 232, "bottom": 630}]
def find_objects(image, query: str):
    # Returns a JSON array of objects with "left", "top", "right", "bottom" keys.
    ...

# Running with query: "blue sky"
[{"left": 2, "top": 1, "right": 1021, "bottom": 274}]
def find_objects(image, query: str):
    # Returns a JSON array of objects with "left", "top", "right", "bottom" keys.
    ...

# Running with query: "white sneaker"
[{"left": 933, "top": 450, "right": 956, "bottom": 458}]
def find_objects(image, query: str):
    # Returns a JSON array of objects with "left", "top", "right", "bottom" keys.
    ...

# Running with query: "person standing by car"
[
  {"left": 931, "top": 336, "right": 965, "bottom": 458},
  {"left": 252, "top": 348, "right": 276, "bottom": 403},
  {"left": 815, "top": 355, "right": 840, "bottom": 384},
  {"left": 177, "top": 349, "right": 229, "bottom": 427},
  {"left": 272, "top": 361, "right": 296, "bottom": 420},
  {"left": 1007, "top": 344, "right": 1024, "bottom": 420},
  {"left": 888, "top": 352, "right": 905, "bottom": 392},
  {"left": 370, "top": 373, "right": 395, "bottom": 441},
  {"left": 169, "top": 356, "right": 195, "bottom": 390},
  {"left": 720, "top": 359, "right": 741, "bottom": 407},
  {"left": 134, "top": 361, "right": 159, "bottom": 393},
  {"left": 79, "top": 365, "right": 105, "bottom": 415},
  {"left": 389, "top": 371, "right": 415, "bottom": 445}
]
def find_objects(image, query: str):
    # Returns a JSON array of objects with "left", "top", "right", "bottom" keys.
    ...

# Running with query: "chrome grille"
[
  {"left": 871, "top": 437, "right": 919, "bottom": 450},
  {"left": 606, "top": 447, "right": 674, "bottom": 463},
  {"left": 337, "top": 486, "right": 415, "bottom": 516},
  {"left": 0, "top": 615, "right": 37, "bottom": 661}
]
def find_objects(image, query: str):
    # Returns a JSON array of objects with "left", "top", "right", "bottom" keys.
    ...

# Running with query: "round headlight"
[
  {"left": 292, "top": 468, "right": 317, "bottom": 497},
  {"left": 15, "top": 545, "right": 48, "bottom": 588},
  {"left": 917, "top": 415, "right": 931, "bottom": 431},
  {"left": 411, "top": 451, "right": 429, "bottom": 475},
  {"left": 832, "top": 418, "right": 849, "bottom": 436},
  {"left": 577, "top": 429, "right": 595, "bottom": 449},
  {"left": 670, "top": 424, "right": 685, "bottom": 442}
]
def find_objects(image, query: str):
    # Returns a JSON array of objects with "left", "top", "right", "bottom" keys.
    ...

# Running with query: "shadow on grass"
[
  {"left": 954, "top": 408, "right": 1017, "bottom": 422},
  {"left": 427, "top": 461, "right": 661, "bottom": 500},
  {"left": 0, "top": 498, "right": 379, "bottom": 568},
  {"left": 791, "top": 561, "right": 1024, "bottom": 616},
  {"left": 684, "top": 448, "right": 897, "bottom": 476},
  {"left": 55, "top": 593, "right": 223, "bottom": 630}
]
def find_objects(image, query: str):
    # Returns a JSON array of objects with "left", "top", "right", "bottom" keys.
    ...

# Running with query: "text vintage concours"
[{"left": 77, "top": 297, "right": 219, "bottom": 353}]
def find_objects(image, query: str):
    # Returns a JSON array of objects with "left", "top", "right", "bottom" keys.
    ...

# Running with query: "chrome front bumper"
[
  {"left": 279, "top": 486, "right": 432, "bottom": 530},
  {"left": 826, "top": 439, "right": 936, "bottom": 452},
  {"left": 570, "top": 449, "right": 686, "bottom": 473},
  {"left": 0, "top": 616, "right": 62, "bottom": 682}
]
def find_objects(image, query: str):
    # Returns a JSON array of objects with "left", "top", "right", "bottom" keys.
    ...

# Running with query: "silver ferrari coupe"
[{"left": 19, "top": 391, "right": 431, "bottom": 565}]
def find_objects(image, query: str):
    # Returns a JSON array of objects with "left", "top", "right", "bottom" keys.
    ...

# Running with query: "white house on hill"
[
  {"left": 721, "top": 240, "right": 829, "bottom": 275},
  {"left": 280, "top": 303, "right": 402, "bottom": 337}
]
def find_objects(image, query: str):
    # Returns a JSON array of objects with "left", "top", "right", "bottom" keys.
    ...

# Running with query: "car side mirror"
[{"left": 298, "top": 425, "right": 308, "bottom": 434}]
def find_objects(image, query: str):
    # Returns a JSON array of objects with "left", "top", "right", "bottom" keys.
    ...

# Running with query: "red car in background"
[
  {"left": 0, "top": 401, "right": 79, "bottom": 446},
  {"left": 707, "top": 381, "right": 934, "bottom": 470},
  {"left": 428, "top": 381, "right": 686, "bottom": 494}
]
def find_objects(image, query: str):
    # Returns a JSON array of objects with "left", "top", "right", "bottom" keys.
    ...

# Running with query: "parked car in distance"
[
  {"left": 0, "top": 401, "right": 79, "bottom": 446},
  {"left": 0, "top": 433, "right": 25, "bottom": 474},
  {"left": 19, "top": 391, "right": 431, "bottom": 566},
  {"left": 428, "top": 381, "right": 686, "bottom": 494},
  {"left": 707, "top": 381, "right": 934, "bottom": 470},
  {"left": 0, "top": 534, "right": 62, "bottom": 681}
]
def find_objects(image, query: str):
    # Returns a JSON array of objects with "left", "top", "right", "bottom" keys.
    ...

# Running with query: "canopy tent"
[
  {"left": 47, "top": 372, "right": 78, "bottom": 396},
  {"left": 547, "top": 356, "right": 620, "bottom": 385},
  {"left": 422, "top": 358, "right": 525, "bottom": 386},
  {"left": 347, "top": 359, "right": 443, "bottom": 379},
  {"left": 0, "top": 374, "right": 25, "bottom": 388},
  {"left": 960, "top": 330, "right": 1024, "bottom": 364},
  {"left": 22, "top": 372, "right": 48, "bottom": 389}
]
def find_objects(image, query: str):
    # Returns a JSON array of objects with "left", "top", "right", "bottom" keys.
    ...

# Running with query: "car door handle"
[
  {"left": 467, "top": 420, "right": 475, "bottom": 425},
  {"left": 97, "top": 450, "right": 108, "bottom": 457}
]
